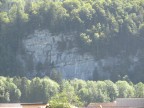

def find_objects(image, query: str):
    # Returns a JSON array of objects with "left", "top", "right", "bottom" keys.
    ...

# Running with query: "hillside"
[{"left": 0, "top": 0, "right": 144, "bottom": 83}]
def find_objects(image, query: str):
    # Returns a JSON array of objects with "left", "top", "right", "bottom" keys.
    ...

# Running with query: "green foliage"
[
  {"left": 0, "top": 12, "right": 10, "bottom": 23},
  {"left": 0, "top": 76, "right": 144, "bottom": 105},
  {"left": 116, "top": 81, "right": 135, "bottom": 98},
  {"left": 95, "top": 81, "right": 110, "bottom": 102},
  {"left": 60, "top": 80, "right": 83, "bottom": 107},
  {"left": 29, "top": 77, "right": 59, "bottom": 102},
  {"left": 41, "top": 77, "right": 60, "bottom": 102},
  {"left": 104, "top": 80, "right": 118, "bottom": 101},
  {"left": 134, "top": 82, "right": 144, "bottom": 98},
  {"left": 50, "top": 69, "right": 62, "bottom": 83},
  {"left": 0, "top": 76, "right": 60, "bottom": 103},
  {"left": 0, "top": 77, "right": 21, "bottom": 102},
  {"left": 49, "top": 101, "right": 71, "bottom": 108},
  {"left": 0, "top": 80, "right": 10, "bottom": 102},
  {"left": 49, "top": 92, "right": 75, "bottom": 108}
]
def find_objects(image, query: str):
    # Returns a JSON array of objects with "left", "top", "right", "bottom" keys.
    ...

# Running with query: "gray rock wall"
[{"left": 20, "top": 30, "right": 139, "bottom": 80}]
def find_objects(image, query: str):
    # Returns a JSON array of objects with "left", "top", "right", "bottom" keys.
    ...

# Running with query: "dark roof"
[
  {"left": 21, "top": 102, "right": 47, "bottom": 105},
  {"left": 87, "top": 102, "right": 116, "bottom": 108},
  {"left": 0, "top": 103, "right": 47, "bottom": 107},
  {"left": 87, "top": 98, "right": 144, "bottom": 108},
  {"left": 0, "top": 104, "right": 21, "bottom": 107},
  {"left": 116, "top": 98, "right": 144, "bottom": 107}
]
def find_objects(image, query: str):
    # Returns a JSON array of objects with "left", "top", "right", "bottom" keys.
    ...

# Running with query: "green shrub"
[{"left": 49, "top": 100, "right": 71, "bottom": 108}]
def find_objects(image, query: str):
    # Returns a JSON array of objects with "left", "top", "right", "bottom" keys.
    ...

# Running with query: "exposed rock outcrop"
[{"left": 19, "top": 30, "right": 139, "bottom": 80}]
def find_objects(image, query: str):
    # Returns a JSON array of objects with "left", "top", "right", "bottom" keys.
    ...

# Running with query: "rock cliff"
[{"left": 19, "top": 30, "right": 139, "bottom": 80}]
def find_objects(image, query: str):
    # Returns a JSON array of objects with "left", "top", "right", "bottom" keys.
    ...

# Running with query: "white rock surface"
[{"left": 22, "top": 30, "right": 138, "bottom": 79}]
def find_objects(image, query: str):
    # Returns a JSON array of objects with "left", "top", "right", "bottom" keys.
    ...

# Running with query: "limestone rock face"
[
  {"left": 22, "top": 30, "right": 96, "bottom": 79},
  {"left": 20, "top": 30, "right": 139, "bottom": 80}
]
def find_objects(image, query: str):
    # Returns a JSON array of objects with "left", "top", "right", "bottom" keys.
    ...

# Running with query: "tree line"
[{"left": 0, "top": 76, "right": 144, "bottom": 106}]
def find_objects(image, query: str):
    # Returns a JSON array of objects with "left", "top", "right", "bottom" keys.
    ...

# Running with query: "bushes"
[{"left": 49, "top": 101, "right": 71, "bottom": 108}]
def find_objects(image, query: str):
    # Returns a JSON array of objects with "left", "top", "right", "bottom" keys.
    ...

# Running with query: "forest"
[
  {"left": 1, "top": 0, "right": 144, "bottom": 83},
  {"left": 0, "top": 0, "right": 144, "bottom": 107},
  {"left": 0, "top": 76, "right": 144, "bottom": 106},
  {"left": 1, "top": 1, "right": 144, "bottom": 106}
]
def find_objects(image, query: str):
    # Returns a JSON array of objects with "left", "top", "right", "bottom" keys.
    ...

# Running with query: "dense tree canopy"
[{"left": 0, "top": 76, "right": 144, "bottom": 106}]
